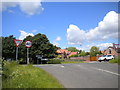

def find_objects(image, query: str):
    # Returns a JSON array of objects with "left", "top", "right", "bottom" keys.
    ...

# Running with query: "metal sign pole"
[
  {"left": 16, "top": 47, "right": 18, "bottom": 62},
  {"left": 27, "top": 48, "right": 29, "bottom": 64}
]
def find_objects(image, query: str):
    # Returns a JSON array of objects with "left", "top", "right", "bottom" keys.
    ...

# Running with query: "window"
[{"left": 109, "top": 48, "right": 112, "bottom": 54}]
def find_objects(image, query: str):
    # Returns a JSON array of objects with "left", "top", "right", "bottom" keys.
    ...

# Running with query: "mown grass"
[
  {"left": 2, "top": 61, "right": 64, "bottom": 88},
  {"left": 61, "top": 61, "right": 85, "bottom": 64},
  {"left": 109, "top": 56, "right": 120, "bottom": 65}
]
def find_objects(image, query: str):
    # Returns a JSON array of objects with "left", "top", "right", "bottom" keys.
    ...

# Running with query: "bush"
[
  {"left": 47, "top": 59, "right": 61, "bottom": 64},
  {"left": 109, "top": 56, "right": 120, "bottom": 64},
  {"left": 70, "top": 54, "right": 78, "bottom": 57},
  {"left": 56, "top": 55, "right": 62, "bottom": 59},
  {"left": 2, "top": 61, "right": 18, "bottom": 79}
]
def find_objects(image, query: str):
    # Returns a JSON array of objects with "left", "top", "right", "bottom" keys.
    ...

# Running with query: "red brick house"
[
  {"left": 56, "top": 49, "right": 77, "bottom": 58},
  {"left": 102, "top": 43, "right": 120, "bottom": 57}
]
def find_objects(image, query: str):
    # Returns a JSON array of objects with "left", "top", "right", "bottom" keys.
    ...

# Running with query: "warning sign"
[{"left": 14, "top": 39, "right": 22, "bottom": 47}]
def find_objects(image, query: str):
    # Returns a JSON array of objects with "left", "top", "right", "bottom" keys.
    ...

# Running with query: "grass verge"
[
  {"left": 109, "top": 56, "right": 120, "bottom": 65},
  {"left": 2, "top": 61, "right": 64, "bottom": 88},
  {"left": 61, "top": 61, "right": 85, "bottom": 64}
]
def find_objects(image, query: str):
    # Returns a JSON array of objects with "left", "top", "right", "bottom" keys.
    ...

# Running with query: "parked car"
[{"left": 98, "top": 55, "right": 114, "bottom": 62}]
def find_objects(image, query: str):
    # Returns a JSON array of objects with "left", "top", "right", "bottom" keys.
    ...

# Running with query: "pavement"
[{"left": 34, "top": 62, "right": 119, "bottom": 88}]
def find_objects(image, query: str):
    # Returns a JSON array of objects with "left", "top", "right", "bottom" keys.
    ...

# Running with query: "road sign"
[
  {"left": 25, "top": 40, "right": 32, "bottom": 48},
  {"left": 25, "top": 40, "right": 32, "bottom": 64},
  {"left": 14, "top": 39, "right": 22, "bottom": 47}
]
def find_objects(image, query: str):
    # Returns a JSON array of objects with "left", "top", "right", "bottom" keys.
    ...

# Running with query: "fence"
[{"left": 70, "top": 55, "right": 102, "bottom": 61}]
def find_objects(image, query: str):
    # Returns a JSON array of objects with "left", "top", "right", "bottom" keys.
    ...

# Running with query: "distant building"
[
  {"left": 56, "top": 49, "right": 77, "bottom": 58},
  {"left": 102, "top": 43, "right": 120, "bottom": 57}
]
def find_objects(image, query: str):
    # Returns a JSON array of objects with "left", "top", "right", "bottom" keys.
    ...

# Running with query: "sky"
[{"left": 1, "top": 1, "right": 119, "bottom": 51}]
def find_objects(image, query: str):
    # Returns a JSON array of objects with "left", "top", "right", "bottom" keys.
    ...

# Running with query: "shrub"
[
  {"left": 109, "top": 56, "right": 120, "bottom": 64},
  {"left": 2, "top": 61, "right": 18, "bottom": 79},
  {"left": 70, "top": 54, "right": 78, "bottom": 57},
  {"left": 47, "top": 59, "right": 61, "bottom": 64},
  {"left": 56, "top": 55, "right": 62, "bottom": 59}
]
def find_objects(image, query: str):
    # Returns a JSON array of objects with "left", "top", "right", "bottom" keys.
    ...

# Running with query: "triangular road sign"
[{"left": 14, "top": 39, "right": 22, "bottom": 47}]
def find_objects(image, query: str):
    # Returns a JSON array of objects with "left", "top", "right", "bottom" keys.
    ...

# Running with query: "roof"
[
  {"left": 69, "top": 52, "right": 77, "bottom": 56},
  {"left": 101, "top": 51, "right": 105, "bottom": 54},
  {"left": 56, "top": 49, "right": 71, "bottom": 54}
]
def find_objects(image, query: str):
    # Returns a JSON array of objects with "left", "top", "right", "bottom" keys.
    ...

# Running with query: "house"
[
  {"left": 56, "top": 49, "right": 77, "bottom": 58},
  {"left": 102, "top": 43, "right": 120, "bottom": 57},
  {"left": 69, "top": 52, "right": 78, "bottom": 56}
]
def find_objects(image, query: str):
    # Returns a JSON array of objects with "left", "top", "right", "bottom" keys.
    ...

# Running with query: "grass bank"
[
  {"left": 2, "top": 61, "right": 64, "bottom": 88},
  {"left": 61, "top": 61, "right": 85, "bottom": 64},
  {"left": 109, "top": 56, "right": 120, "bottom": 65}
]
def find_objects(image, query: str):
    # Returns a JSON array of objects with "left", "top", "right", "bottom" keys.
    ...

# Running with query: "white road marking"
[
  {"left": 95, "top": 68, "right": 120, "bottom": 76},
  {"left": 61, "top": 65, "right": 65, "bottom": 68}
]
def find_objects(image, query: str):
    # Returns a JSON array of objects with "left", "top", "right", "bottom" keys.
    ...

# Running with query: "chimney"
[{"left": 113, "top": 43, "right": 115, "bottom": 49}]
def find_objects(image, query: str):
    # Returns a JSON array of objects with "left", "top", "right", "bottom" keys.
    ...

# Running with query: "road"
[{"left": 34, "top": 62, "right": 119, "bottom": 88}]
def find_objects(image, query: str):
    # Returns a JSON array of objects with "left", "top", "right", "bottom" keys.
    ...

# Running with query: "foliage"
[
  {"left": 90, "top": 46, "right": 99, "bottom": 56},
  {"left": 69, "top": 54, "right": 78, "bottom": 57},
  {"left": 2, "top": 33, "right": 58, "bottom": 63},
  {"left": 2, "top": 35, "right": 16, "bottom": 60},
  {"left": 86, "top": 52, "right": 90, "bottom": 55},
  {"left": 66, "top": 47, "right": 79, "bottom": 52},
  {"left": 61, "top": 61, "right": 85, "bottom": 64},
  {"left": 109, "top": 56, "right": 120, "bottom": 64},
  {"left": 80, "top": 50, "right": 86, "bottom": 56},
  {"left": 63, "top": 51, "right": 67, "bottom": 59},
  {"left": 47, "top": 59, "right": 61, "bottom": 64},
  {"left": 2, "top": 61, "right": 64, "bottom": 88},
  {"left": 56, "top": 55, "right": 62, "bottom": 59}
]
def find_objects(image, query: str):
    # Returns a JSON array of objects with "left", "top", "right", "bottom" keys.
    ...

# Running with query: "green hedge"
[
  {"left": 69, "top": 54, "right": 78, "bottom": 57},
  {"left": 109, "top": 56, "right": 120, "bottom": 64},
  {"left": 47, "top": 59, "right": 61, "bottom": 64}
]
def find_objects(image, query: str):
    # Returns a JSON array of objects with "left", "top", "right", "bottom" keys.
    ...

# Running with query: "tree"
[
  {"left": 90, "top": 46, "right": 99, "bottom": 56},
  {"left": 19, "top": 33, "right": 58, "bottom": 63},
  {"left": 80, "top": 50, "right": 86, "bottom": 56},
  {"left": 2, "top": 35, "right": 16, "bottom": 60},
  {"left": 67, "top": 47, "right": 79, "bottom": 52},
  {"left": 63, "top": 51, "right": 67, "bottom": 59},
  {"left": 2, "top": 33, "right": 58, "bottom": 64}
]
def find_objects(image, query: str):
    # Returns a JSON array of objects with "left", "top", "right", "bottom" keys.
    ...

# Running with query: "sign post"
[
  {"left": 36, "top": 55, "right": 43, "bottom": 64},
  {"left": 25, "top": 40, "right": 32, "bottom": 64},
  {"left": 14, "top": 39, "right": 22, "bottom": 62}
]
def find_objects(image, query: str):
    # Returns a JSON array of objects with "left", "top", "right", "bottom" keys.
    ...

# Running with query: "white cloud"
[
  {"left": 52, "top": 36, "right": 61, "bottom": 46},
  {"left": 19, "top": 30, "right": 34, "bottom": 40},
  {"left": 32, "top": 29, "right": 37, "bottom": 33},
  {"left": 55, "top": 36, "right": 61, "bottom": 41},
  {"left": 53, "top": 41, "right": 59, "bottom": 46},
  {"left": 1, "top": 0, "right": 44, "bottom": 15},
  {"left": 76, "top": 43, "right": 113, "bottom": 52},
  {"left": 97, "top": 43, "right": 113, "bottom": 50},
  {"left": 67, "top": 11, "right": 118, "bottom": 45}
]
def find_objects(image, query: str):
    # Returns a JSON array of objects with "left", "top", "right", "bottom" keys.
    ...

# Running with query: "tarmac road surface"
[{"left": 34, "top": 62, "right": 119, "bottom": 88}]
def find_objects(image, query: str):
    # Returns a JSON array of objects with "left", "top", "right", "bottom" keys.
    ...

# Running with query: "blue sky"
[{"left": 2, "top": 2, "right": 118, "bottom": 51}]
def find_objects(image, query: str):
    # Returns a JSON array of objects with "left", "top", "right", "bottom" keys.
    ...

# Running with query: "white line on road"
[
  {"left": 61, "top": 65, "right": 65, "bottom": 68},
  {"left": 95, "top": 68, "right": 120, "bottom": 76}
]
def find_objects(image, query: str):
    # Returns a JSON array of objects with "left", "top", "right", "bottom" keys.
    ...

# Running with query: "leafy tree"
[
  {"left": 19, "top": 33, "right": 58, "bottom": 63},
  {"left": 63, "top": 51, "right": 67, "bottom": 59},
  {"left": 2, "top": 33, "right": 58, "bottom": 64},
  {"left": 86, "top": 52, "right": 90, "bottom": 55},
  {"left": 67, "top": 47, "right": 79, "bottom": 52},
  {"left": 90, "top": 46, "right": 99, "bottom": 56},
  {"left": 2, "top": 35, "right": 16, "bottom": 60},
  {"left": 80, "top": 50, "right": 86, "bottom": 56}
]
